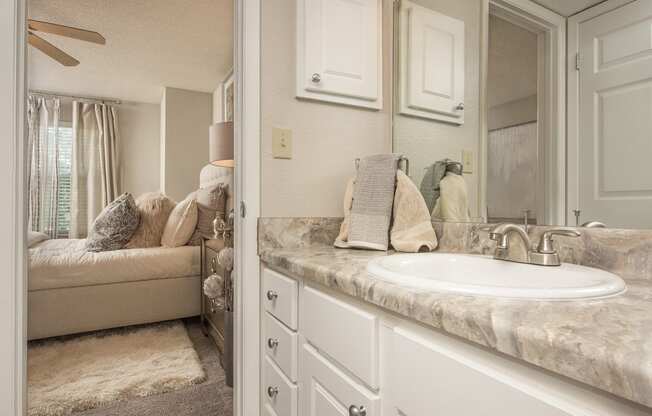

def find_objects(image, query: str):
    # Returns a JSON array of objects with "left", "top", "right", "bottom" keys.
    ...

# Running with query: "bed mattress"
[{"left": 29, "top": 239, "right": 200, "bottom": 291}]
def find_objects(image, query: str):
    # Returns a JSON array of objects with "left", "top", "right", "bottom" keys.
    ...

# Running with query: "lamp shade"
[{"left": 209, "top": 121, "right": 234, "bottom": 167}]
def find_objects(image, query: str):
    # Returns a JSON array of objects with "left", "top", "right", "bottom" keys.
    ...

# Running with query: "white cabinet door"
[
  {"left": 573, "top": 0, "right": 652, "bottom": 228},
  {"left": 399, "top": 1, "right": 465, "bottom": 124},
  {"left": 382, "top": 326, "right": 572, "bottom": 416},
  {"left": 301, "top": 344, "right": 380, "bottom": 416},
  {"left": 297, "top": 0, "right": 382, "bottom": 109}
]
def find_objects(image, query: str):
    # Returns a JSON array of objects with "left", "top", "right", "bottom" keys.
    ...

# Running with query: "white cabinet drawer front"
[
  {"left": 302, "top": 285, "right": 379, "bottom": 389},
  {"left": 301, "top": 344, "right": 380, "bottom": 416},
  {"left": 263, "top": 268, "right": 298, "bottom": 330},
  {"left": 264, "top": 312, "right": 298, "bottom": 382},
  {"left": 264, "top": 356, "right": 298, "bottom": 416}
]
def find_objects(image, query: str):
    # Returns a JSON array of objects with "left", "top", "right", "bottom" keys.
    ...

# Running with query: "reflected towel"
[
  {"left": 334, "top": 178, "right": 355, "bottom": 249},
  {"left": 391, "top": 171, "right": 438, "bottom": 252},
  {"left": 432, "top": 172, "right": 471, "bottom": 222}
]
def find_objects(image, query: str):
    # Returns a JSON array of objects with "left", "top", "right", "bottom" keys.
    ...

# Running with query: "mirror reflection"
[{"left": 393, "top": 0, "right": 652, "bottom": 230}]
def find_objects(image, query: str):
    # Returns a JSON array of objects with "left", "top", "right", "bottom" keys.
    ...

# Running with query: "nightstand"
[{"left": 200, "top": 238, "right": 227, "bottom": 351}]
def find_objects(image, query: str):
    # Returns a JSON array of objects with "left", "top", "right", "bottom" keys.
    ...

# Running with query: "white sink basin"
[{"left": 366, "top": 253, "right": 626, "bottom": 300}]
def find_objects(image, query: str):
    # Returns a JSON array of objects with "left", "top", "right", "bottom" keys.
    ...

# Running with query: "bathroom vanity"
[{"left": 258, "top": 219, "right": 652, "bottom": 416}]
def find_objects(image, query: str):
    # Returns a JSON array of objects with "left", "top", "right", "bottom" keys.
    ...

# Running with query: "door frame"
[
  {"left": 566, "top": 0, "right": 637, "bottom": 226},
  {"left": 1, "top": 0, "right": 27, "bottom": 414},
  {"left": 480, "top": 0, "right": 566, "bottom": 225},
  {"left": 233, "top": 0, "right": 261, "bottom": 415}
]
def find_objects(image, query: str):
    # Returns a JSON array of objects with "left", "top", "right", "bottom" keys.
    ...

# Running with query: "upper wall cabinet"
[
  {"left": 297, "top": 0, "right": 383, "bottom": 110},
  {"left": 399, "top": 1, "right": 465, "bottom": 124}
]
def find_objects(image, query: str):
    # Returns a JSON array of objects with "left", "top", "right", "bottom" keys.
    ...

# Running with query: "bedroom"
[{"left": 25, "top": 0, "right": 235, "bottom": 415}]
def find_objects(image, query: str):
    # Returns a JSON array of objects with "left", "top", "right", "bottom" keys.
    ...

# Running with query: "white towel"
[
  {"left": 391, "top": 171, "right": 438, "bottom": 252},
  {"left": 432, "top": 172, "right": 470, "bottom": 222}
]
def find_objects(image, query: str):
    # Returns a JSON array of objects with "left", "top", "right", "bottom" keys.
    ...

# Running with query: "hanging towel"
[
  {"left": 334, "top": 178, "right": 355, "bottom": 248},
  {"left": 391, "top": 171, "right": 438, "bottom": 252},
  {"left": 420, "top": 159, "right": 453, "bottom": 212},
  {"left": 347, "top": 154, "right": 400, "bottom": 251},
  {"left": 432, "top": 172, "right": 471, "bottom": 222}
]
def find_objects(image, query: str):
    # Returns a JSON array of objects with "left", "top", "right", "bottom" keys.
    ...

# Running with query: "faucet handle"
[{"left": 537, "top": 228, "right": 581, "bottom": 254}]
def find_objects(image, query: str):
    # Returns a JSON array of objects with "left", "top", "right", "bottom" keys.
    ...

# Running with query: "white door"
[
  {"left": 297, "top": 0, "right": 382, "bottom": 109},
  {"left": 574, "top": 0, "right": 652, "bottom": 228},
  {"left": 399, "top": 1, "right": 465, "bottom": 124},
  {"left": 300, "top": 344, "right": 380, "bottom": 416}
]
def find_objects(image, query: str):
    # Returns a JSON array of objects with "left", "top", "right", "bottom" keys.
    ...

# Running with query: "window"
[{"left": 49, "top": 123, "right": 73, "bottom": 238}]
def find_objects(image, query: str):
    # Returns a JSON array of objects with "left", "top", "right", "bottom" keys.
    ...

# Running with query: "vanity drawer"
[
  {"left": 264, "top": 356, "right": 297, "bottom": 416},
  {"left": 263, "top": 268, "right": 298, "bottom": 330},
  {"left": 264, "top": 312, "right": 298, "bottom": 382},
  {"left": 301, "top": 285, "right": 379, "bottom": 389},
  {"left": 301, "top": 343, "right": 380, "bottom": 416}
]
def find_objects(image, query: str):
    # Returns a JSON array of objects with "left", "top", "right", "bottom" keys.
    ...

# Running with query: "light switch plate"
[
  {"left": 272, "top": 127, "right": 292, "bottom": 159},
  {"left": 462, "top": 149, "right": 473, "bottom": 173}
]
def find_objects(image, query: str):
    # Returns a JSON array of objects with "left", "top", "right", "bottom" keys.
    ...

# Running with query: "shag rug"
[{"left": 27, "top": 321, "right": 206, "bottom": 416}]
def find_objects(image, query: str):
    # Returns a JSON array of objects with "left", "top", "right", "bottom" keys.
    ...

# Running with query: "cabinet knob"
[
  {"left": 267, "top": 386, "right": 279, "bottom": 398},
  {"left": 266, "top": 290, "right": 278, "bottom": 301},
  {"left": 267, "top": 338, "right": 279, "bottom": 349},
  {"left": 456, "top": 102, "right": 465, "bottom": 111},
  {"left": 311, "top": 73, "right": 321, "bottom": 83},
  {"left": 349, "top": 405, "right": 367, "bottom": 416}
]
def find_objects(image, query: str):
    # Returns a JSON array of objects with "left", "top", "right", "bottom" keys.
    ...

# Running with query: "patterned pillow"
[
  {"left": 188, "top": 183, "right": 228, "bottom": 245},
  {"left": 85, "top": 193, "right": 140, "bottom": 252},
  {"left": 125, "top": 192, "right": 176, "bottom": 248}
]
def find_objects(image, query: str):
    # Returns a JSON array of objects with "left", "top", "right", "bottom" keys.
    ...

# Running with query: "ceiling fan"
[{"left": 27, "top": 19, "right": 106, "bottom": 67}]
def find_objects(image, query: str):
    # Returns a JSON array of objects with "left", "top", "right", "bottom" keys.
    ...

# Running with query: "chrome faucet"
[
  {"left": 489, "top": 224, "right": 581, "bottom": 267},
  {"left": 489, "top": 224, "right": 533, "bottom": 263}
]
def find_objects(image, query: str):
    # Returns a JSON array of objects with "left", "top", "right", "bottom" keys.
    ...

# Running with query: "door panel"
[{"left": 577, "top": 0, "right": 652, "bottom": 228}]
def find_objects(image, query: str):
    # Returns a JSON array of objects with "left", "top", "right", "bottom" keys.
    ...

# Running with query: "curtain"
[
  {"left": 70, "top": 101, "right": 121, "bottom": 238},
  {"left": 27, "top": 96, "right": 61, "bottom": 238}
]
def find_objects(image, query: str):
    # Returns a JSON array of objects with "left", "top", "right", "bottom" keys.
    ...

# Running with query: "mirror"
[{"left": 392, "top": 0, "right": 652, "bottom": 230}]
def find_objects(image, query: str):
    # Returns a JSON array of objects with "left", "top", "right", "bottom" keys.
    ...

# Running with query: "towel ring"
[{"left": 355, "top": 156, "right": 410, "bottom": 176}]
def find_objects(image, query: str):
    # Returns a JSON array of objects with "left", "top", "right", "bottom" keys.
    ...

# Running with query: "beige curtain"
[
  {"left": 70, "top": 101, "right": 121, "bottom": 238},
  {"left": 27, "top": 96, "right": 61, "bottom": 238}
]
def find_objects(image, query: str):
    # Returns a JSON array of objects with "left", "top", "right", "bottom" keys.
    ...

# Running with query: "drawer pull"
[
  {"left": 348, "top": 405, "right": 366, "bottom": 416},
  {"left": 266, "top": 290, "right": 278, "bottom": 301},
  {"left": 267, "top": 338, "right": 279, "bottom": 349},
  {"left": 267, "top": 386, "right": 279, "bottom": 398}
]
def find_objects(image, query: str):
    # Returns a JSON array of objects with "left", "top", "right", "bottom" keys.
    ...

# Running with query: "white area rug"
[{"left": 28, "top": 321, "right": 206, "bottom": 416}]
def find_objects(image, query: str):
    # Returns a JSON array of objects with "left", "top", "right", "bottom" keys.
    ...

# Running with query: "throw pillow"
[
  {"left": 188, "top": 183, "right": 228, "bottom": 245},
  {"left": 125, "top": 192, "right": 176, "bottom": 248},
  {"left": 161, "top": 197, "right": 198, "bottom": 247},
  {"left": 85, "top": 193, "right": 140, "bottom": 252}
]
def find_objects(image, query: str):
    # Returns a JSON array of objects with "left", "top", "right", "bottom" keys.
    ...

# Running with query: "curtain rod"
[{"left": 29, "top": 90, "right": 122, "bottom": 105}]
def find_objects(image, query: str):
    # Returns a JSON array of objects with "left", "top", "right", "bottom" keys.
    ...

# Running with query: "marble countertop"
[{"left": 259, "top": 245, "right": 652, "bottom": 409}]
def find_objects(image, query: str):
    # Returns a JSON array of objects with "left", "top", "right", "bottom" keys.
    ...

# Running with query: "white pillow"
[{"left": 161, "top": 198, "right": 198, "bottom": 247}]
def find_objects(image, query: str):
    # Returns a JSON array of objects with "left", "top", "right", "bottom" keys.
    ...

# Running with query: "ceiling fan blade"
[
  {"left": 27, "top": 19, "right": 106, "bottom": 45},
  {"left": 28, "top": 32, "right": 79, "bottom": 67}
]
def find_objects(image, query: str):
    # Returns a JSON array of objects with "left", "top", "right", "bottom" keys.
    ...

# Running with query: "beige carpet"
[{"left": 28, "top": 321, "right": 207, "bottom": 416}]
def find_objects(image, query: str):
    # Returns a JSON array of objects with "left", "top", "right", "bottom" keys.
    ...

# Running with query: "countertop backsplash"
[{"left": 259, "top": 218, "right": 652, "bottom": 283}]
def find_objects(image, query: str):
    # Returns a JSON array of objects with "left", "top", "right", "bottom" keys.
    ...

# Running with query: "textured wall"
[{"left": 260, "top": 0, "right": 393, "bottom": 217}]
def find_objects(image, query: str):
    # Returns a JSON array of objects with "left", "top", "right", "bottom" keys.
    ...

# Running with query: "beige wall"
[
  {"left": 392, "top": 0, "right": 483, "bottom": 218},
  {"left": 160, "top": 87, "right": 212, "bottom": 202},
  {"left": 260, "top": 0, "right": 393, "bottom": 217},
  {"left": 119, "top": 102, "right": 161, "bottom": 197}
]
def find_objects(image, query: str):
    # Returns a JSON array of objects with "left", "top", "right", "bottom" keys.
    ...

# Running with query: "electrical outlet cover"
[{"left": 462, "top": 149, "right": 473, "bottom": 173}]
